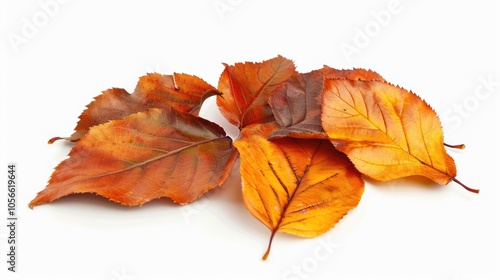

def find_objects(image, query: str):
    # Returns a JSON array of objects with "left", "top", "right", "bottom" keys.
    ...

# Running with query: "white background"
[{"left": 1, "top": 1, "right": 499, "bottom": 279}]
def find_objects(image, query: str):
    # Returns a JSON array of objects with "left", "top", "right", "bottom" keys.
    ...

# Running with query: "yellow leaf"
[{"left": 322, "top": 79, "right": 464, "bottom": 187}]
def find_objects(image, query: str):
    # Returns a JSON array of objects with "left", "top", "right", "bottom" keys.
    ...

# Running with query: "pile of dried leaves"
[{"left": 30, "top": 55, "right": 478, "bottom": 260}]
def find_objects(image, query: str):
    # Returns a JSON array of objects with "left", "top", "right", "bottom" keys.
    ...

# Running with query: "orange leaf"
[
  {"left": 216, "top": 55, "right": 297, "bottom": 128},
  {"left": 50, "top": 73, "right": 219, "bottom": 143},
  {"left": 30, "top": 107, "right": 238, "bottom": 207},
  {"left": 234, "top": 123, "right": 364, "bottom": 260},
  {"left": 321, "top": 79, "right": 459, "bottom": 186},
  {"left": 323, "top": 66, "right": 385, "bottom": 81},
  {"left": 269, "top": 67, "right": 384, "bottom": 139},
  {"left": 134, "top": 72, "right": 219, "bottom": 115}
]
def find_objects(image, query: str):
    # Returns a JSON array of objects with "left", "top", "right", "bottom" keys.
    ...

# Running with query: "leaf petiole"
[
  {"left": 444, "top": 143, "right": 466, "bottom": 150},
  {"left": 262, "top": 230, "right": 277, "bottom": 261},
  {"left": 452, "top": 177, "right": 479, "bottom": 194}
]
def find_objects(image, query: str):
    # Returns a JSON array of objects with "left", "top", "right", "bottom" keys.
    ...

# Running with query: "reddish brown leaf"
[
  {"left": 50, "top": 73, "right": 219, "bottom": 143},
  {"left": 30, "top": 107, "right": 238, "bottom": 207},
  {"left": 269, "top": 67, "right": 385, "bottom": 139},
  {"left": 268, "top": 69, "right": 326, "bottom": 139},
  {"left": 134, "top": 72, "right": 219, "bottom": 115},
  {"left": 216, "top": 55, "right": 297, "bottom": 128}
]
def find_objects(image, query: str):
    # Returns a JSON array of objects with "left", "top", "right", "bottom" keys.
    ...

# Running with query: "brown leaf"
[
  {"left": 30, "top": 107, "right": 238, "bottom": 207},
  {"left": 268, "top": 69, "right": 326, "bottom": 139},
  {"left": 216, "top": 55, "right": 297, "bottom": 129},
  {"left": 269, "top": 67, "right": 385, "bottom": 139},
  {"left": 234, "top": 122, "right": 364, "bottom": 260},
  {"left": 321, "top": 79, "right": 468, "bottom": 188},
  {"left": 50, "top": 73, "right": 219, "bottom": 143}
]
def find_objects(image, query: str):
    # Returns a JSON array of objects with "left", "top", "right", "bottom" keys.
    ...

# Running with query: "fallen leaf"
[
  {"left": 31, "top": 55, "right": 479, "bottom": 262},
  {"left": 269, "top": 67, "right": 384, "bottom": 139},
  {"left": 234, "top": 122, "right": 364, "bottom": 260},
  {"left": 268, "top": 69, "right": 326, "bottom": 139},
  {"left": 216, "top": 55, "right": 297, "bottom": 128},
  {"left": 50, "top": 73, "right": 219, "bottom": 143},
  {"left": 323, "top": 66, "right": 385, "bottom": 81},
  {"left": 321, "top": 79, "right": 470, "bottom": 189},
  {"left": 30, "top": 107, "right": 238, "bottom": 207},
  {"left": 134, "top": 72, "right": 219, "bottom": 115}
]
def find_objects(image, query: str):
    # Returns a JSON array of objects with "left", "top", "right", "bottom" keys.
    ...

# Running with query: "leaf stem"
[
  {"left": 262, "top": 230, "right": 277, "bottom": 261},
  {"left": 48, "top": 136, "right": 65, "bottom": 144},
  {"left": 444, "top": 143, "right": 466, "bottom": 150},
  {"left": 452, "top": 178, "right": 479, "bottom": 194}
]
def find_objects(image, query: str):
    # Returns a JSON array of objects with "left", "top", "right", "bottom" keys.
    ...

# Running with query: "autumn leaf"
[
  {"left": 216, "top": 55, "right": 297, "bottom": 128},
  {"left": 268, "top": 69, "right": 326, "bottom": 139},
  {"left": 134, "top": 72, "right": 219, "bottom": 115},
  {"left": 234, "top": 122, "right": 364, "bottom": 260},
  {"left": 30, "top": 107, "right": 238, "bottom": 208},
  {"left": 323, "top": 66, "right": 385, "bottom": 81},
  {"left": 321, "top": 79, "right": 478, "bottom": 193},
  {"left": 269, "top": 67, "right": 384, "bottom": 139},
  {"left": 50, "top": 73, "right": 219, "bottom": 143},
  {"left": 31, "top": 55, "right": 479, "bottom": 261}
]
